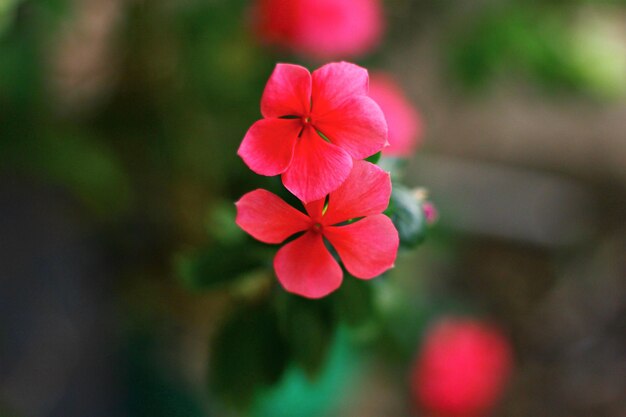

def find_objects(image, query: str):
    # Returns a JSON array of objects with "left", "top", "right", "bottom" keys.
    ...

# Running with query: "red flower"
[
  {"left": 238, "top": 62, "right": 388, "bottom": 203},
  {"left": 368, "top": 73, "right": 422, "bottom": 157},
  {"left": 253, "top": 0, "right": 384, "bottom": 60},
  {"left": 411, "top": 318, "right": 513, "bottom": 417},
  {"left": 235, "top": 161, "right": 399, "bottom": 298}
]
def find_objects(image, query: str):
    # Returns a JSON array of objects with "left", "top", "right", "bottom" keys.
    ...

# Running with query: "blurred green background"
[{"left": 1, "top": 0, "right": 625, "bottom": 416}]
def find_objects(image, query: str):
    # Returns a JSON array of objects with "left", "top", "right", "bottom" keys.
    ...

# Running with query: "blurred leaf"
[
  {"left": 333, "top": 275, "right": 375, "bottom": 327},
  {"left": 205, "top": 200, "right": 245, "bottom": 244},
  {"left": 387, "top": 184, "right": 427, "bottom": 248},
  {"left": 378, "top": 156, "right": 407, "bottom": 179},
  {"left": 210, "top": 301, "right": 289, "bottom": 407},
  {"left": 448, "top": 5, "right": 583, "bottom": 92},
  {"left": 276, "top": 293, "right": 335, "bottom": 377},
  {"left": 127, "top": 332, "right": 205, "bottom": 417},
  {"left": 0, "top": 23, "right": 42, "bottom": 110},
  {"left": 251, "top": 327, "right": 361, "bottom": 417},
  {"left": 174, "top": 0, "right": 271, "bottom": 111},
  {"left": 568, "top": 12, "right": 626, "bottom": 98},
  {"left": 175, "top": 239, "right": 266, "bottom": 292},
  {"left": 0, "top": 130, "right": 132, "bottom": 215},
  {"left": 0, "top": 0, "right": 18, "bottom": 36}
]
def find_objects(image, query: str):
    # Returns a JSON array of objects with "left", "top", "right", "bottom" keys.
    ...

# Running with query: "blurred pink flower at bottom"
[
  {"left": 411, "top": 318, "right": 513, "bottom": 417},
  {"left": 253, "top": 0, "right": 384, "bottom": 59},
  {"left": 369, "top": 74, "right": 422, "bottom": 157}
]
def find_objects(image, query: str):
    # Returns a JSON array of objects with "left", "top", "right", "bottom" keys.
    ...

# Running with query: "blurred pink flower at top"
[
  {"left": 368, "top": 74, "right": 423, "bottom": 157},
  {"left": 411, "top": 318, "right": 513, "bottom": 417},
  {"left": 253, "top": 0, "right": 384, "bottom": 59}
]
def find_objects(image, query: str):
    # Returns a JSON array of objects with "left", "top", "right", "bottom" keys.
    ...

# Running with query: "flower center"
[{"left": 311, "top": 223, "right": 323, "bottom": 233}]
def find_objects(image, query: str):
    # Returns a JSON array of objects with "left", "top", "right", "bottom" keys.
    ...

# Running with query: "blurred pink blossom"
[
  {"left": 253, "top": 0, "right": 384, "bottom": 59},
  {"left": 422, "top": 201, "right": 438, "bottom": 225},
  {"left": 369, "top": 73, "right": 423, "bottom": 157},
  {"left": 411, "top": 318, "right": 513, "bottom": 417}
]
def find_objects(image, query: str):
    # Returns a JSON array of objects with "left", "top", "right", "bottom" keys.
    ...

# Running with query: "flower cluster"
[{"left": 236, "top": 62, "right": 399, "bottom": 298}]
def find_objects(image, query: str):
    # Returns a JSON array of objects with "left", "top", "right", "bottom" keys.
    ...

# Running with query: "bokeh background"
[{"left": 1, "top": 0, "right": 625, "bottom": 416}]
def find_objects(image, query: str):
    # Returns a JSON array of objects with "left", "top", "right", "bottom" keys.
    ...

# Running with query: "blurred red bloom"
[
  {"left": 235, "top": 161, "right": 399, "bottom": 298},
  {"left": 238, "top": 62, "right": 388, "bottom": 203},
  {"left": 368, "top": 73, "right": 423, "bottom": 157},
  {"left": 411, "top": 318, "right": 513, "bottom": 417},
  {"left": 253, "top": 0, "right": 384, "bottom": 59}
]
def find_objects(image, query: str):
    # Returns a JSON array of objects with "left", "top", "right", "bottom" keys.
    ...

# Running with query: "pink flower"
[
  {"left": 368, "top": 73, "right": 422, "bottom": 157},
  {"left": 411, "top": 318, "right": 513, "bottom": 417},
  {"left": 422, "top": 201, "right": 438, "bottom": 225},
  {"left": 235, "top": 161, "right": 399, "bottom": 299},
  {"left": 253, "top": 0, "right": 384, "bottom": 60},
  {"left": 238, "top": 62, "right": 388, "bottom": 203}
]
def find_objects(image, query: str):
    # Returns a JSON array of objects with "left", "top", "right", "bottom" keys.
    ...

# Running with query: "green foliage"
[
  {"left": 275, "top": 293, "right": 336, "bottom": 377},
  {"left": 448, "top": 3, "right": 626, "bottom": 97},
  {"left": 175, "top": 239, "right": 267, "bottom": 292},
  {"left": 333, "top": 275, "right": 376, "bottom": 328},
  {"left": 1, "top": 130, "right": 132, "bottom": 215},
  {"left": 0, "top": 0, "right": 18, "bottom": 36},
  {"left": 204, "top": 200, "right": 246, "bottom": 244},
  {"left": 173, "top": 0, "right": 273, "bottom": 112},
  {"left": 250, "top": 328, "right": 360, "bottom": 417},
  {"left": 126, "top": 333, "right": 206, "bottom": 417},
  {"left": 208, "top": 278, "right": 384, "bottom": 408},
  {"left": 387, "top": 184, "right": 427, "bottom": 248},
  {"left": 210, "top": 301, "right": 290, "bottom": 407}
]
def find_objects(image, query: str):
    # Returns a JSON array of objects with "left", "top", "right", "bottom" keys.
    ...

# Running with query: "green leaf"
[
  {"left": 275, "top": 293, "right": 335, "bottom": 378},
  {"left": 387, "top": 184, "right": 427, "bottom": 248},
  {"left": 333, "top": 276, "right": 375, "bottom": 327},
  {"left": 250, "top": 327, "right": 360, "bottom": 417},
  {"left": 175, "top": 240, "right": 266, "bottom": 291},
  {"left": 365, "top": 151, "right": 382, "bottom": 164},
  {"left": 205, "top": 200, "right": 246, "bottom": 244},
  {"left": 126, "top": 332, "right": 205, "bottom": 417},
  {"left": 0, "top": 130, "right": 132, "bottom": 216},
  {"left": 0, "top": 0, "right": 18, "bottom": 37},
  {"left": 210, "top": 302, "right": 289, "bottom": 407}
]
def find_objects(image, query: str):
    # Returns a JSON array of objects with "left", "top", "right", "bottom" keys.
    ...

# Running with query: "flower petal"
[
  {"left": 304, "top": 198, "right": 326, "bottom": 223},
  {"left": 261, "top": 63, "right": 312, "bottom": 118},
  {"left": 314, "top": 95, "right": 387, "bottom": 159},
  {"left": 282, "top": 127, "right": 353, "bottom": 203},
  {"left": 311, "top": 62, "right": 369, "bottom": 115},
  {"left": 274, "top": 231, "right": 343, "bottom": 298},
  {"left": 238, "top": 118, "right": 300, "bottom": 176},
  {"left": 235, "top": 189, "right": 311, "bottom": 244},
  {"left": 324, "top": 214, "right": 398, "bottom": 279},
  {"left": 323, "top": 160, "right": 391, "bottom": 225}
]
